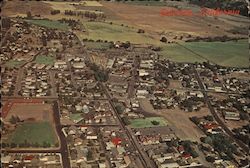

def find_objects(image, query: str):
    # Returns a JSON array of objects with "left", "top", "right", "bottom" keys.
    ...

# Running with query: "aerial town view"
[{"left": 0, "top": 0, "right": 249, "bottom": 168}]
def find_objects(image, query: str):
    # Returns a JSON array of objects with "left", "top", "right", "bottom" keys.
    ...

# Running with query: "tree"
[
  {"left": 206, "top": 156, "right": 215, "bottom": 163},
  {"left": 41, "top": 34, "right": 47, "bottom": 46},
  {"left": 10, "top": 142, "right": 17, "bottom": 148},
  {"left": 151, "top": 120, "right": 160, "bottom": 125},
  {"left": 160, "top": 36, "right": 167, "bottom": 43},
  {"left": 137, "top": 29, "right": 145, "bottom": 33},
  {"left": 27, "top": 11, "right": 32, "bottom": 19},
  {"left": 204, "top": 115, "right": 214, "bottom": 121},
  {"left": 2, "top": 18, "right": 11, "bottom": 29},
  {"left": 115, "top": 105, "right": 124, "bottom": 114},
  {"left": 9, "top": 115, "right": 17, "bottom": 124}
]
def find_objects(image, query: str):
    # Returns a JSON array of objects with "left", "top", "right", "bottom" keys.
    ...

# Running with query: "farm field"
[
  {"left": 160, "top": 40, "right": 249, "bottom": 67},
  {"left": 159, "top": 43, "right": 206, "bottom": 63},
  {"left": 25, "top": 19, "right": 69, "bottom": 31},
  {"left": 79, "top": 21, "right": 161, "bottom": 45},
  {"left": 129, "top": 117, "right": 168, "bottom": 128},
  {"left": 35, "top": 55, "right": 55, "bottom": 65},
  {"left": 101, "top": 1, "right": 249, "bottom": 38},
  {"left": 7, "top": 121, "right": 58, "bottom": 147}
]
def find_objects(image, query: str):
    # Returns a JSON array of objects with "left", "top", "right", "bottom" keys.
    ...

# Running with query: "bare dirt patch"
[
  {"left": 139, "top": 99, "right": 207, "bottom": 142},
  {"left": 5, "top": 103, "right": 54, "bottom": 123}
]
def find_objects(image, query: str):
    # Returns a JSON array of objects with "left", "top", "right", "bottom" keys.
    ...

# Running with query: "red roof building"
[{"left": 112, "top": 137, "right": 122, "bottom": 146}]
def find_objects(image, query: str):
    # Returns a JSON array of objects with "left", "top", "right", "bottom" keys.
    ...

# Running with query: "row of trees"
[
  {"left": 88, "top": 63, "right": 109, "bottom": 82},
  {"left": 64, "top": 10, "right": 105, "bottom": 20},
  {"left": 51, "top": 10, "right": 60, "bottom": 15}
]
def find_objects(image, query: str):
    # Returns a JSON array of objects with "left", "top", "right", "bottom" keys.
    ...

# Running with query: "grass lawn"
[
  {"left": 5, "top": 60, "right": 25, "bottom": 68},
  {"left": 79, "top": 21, "right": 161, "bottom": 45},
  {"left": 130, "top": 117, "right": 168, "bottom": 128},
  {"left": 35, "top": 55, "right": 55, "bottom": 65},
  {"left": 70, "top": 113, "right": 84, "bottom": 123},
  {"left": 160, "top": 40, "right": 249, "bottom": 68},
  {"left": 84, "top": 41, "right": 111, "bottom": 50},
  {"left": 8, "top": 121, "right": 58, "bottom": 146},
  {"left": 25, "top": 19, "right": 69, "bottom": 31}
]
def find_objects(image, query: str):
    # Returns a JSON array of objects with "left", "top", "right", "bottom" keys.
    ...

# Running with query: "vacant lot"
[
  {"left": 35, "top": 55, "right": 55, "bottom": 65},
  {"left": 6, "top": 103, "right": 54, "bottom": 122},
  {"left": 160, "top": 40, "right": 249, "bottom": 67},
  {"left": 7, "top": 121, "right": 58, "bottom": 146},
  {"left": 139, "top": 99, "right": 207, "bottom": 142},
  {"left": 26, "top": 19, "right": 69, "bottom": 31},
  {"left": 5, "top": 60, "right": 25, "bottom": 68},
  {"left": 130, "top": 117, "right": 168, "bottom": 128}
]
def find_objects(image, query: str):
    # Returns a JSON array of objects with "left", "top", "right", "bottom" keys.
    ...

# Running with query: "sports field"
[
  {"left": 130, "top": 117, "right": 168, "bottom": 128},
  {"left": 160, "top": 40, "right": 249, "bottom": 67},
  {"left": 35, "top": 55, "right": 55, "bottom": 65},
  {"left": 7, "top": 121, "right": 58, "bottom": 146},
  {"left": 26, "top": 19, "right": 69, "bottom": 31}
]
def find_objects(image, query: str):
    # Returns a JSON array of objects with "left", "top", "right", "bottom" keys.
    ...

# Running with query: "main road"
[{"left": 100, "top": 83, "right": 156, "bottom": 168}]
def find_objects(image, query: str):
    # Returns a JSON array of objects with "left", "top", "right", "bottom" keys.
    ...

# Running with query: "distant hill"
[{"left": 187, "top": 0, "right": 248, "bottom": 16}]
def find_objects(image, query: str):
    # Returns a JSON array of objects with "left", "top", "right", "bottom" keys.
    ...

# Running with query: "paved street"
[{"left": 193, "top": 65, "right": 249, "bottom": 154}]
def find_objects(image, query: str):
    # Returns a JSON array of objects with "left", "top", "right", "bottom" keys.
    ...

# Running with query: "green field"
[
  {"left": 26, "top": 19, "right": 69, "bottom": 31},
  {"left": 5, "top": 60, "right": 25, "bottom": 68},
  {"left": 35, "top": 55, "right": 55, "bottom": 65},
  {"left": 70, "top": 113, "right": 83, "bottom": 123},
  {"left": 159, "top": 44, "right": 206, "bottom": 63},
  {"left": 123, "top": 0, "right": 167, "bottom": 6},
  {"left": 84, "top": 41, "right": 111, "bottom": 50},
  {"left": 160, "top": 40, "right": 249, "bottom": 68},
  {"left": 79, "top": 21, "right": 161, "bottom": 44},
  {"left": 8, "top": 122, "right": 58, "bottom": 146},
  {"left": 130, "top": 117, "right": 168, "bottom": 128}
]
